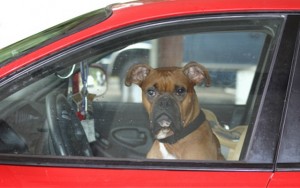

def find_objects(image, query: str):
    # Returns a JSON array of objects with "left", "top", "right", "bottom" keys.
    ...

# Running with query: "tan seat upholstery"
[{"left": 203, "top": 109, "right": 248, "bottom": 161}]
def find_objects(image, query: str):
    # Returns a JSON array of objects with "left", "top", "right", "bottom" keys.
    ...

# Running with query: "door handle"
[{"left": 112, "top": 128, "right": 147, "bottom": 147}]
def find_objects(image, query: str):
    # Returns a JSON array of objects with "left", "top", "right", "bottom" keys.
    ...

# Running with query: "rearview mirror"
[{"left": 79, "top": 65, "right": 108, "bottom": 97}]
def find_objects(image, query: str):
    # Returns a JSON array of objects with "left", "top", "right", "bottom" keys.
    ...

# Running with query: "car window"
[
  {"left": 90, "top": 31, "right": 266, "bottom": 160},
  {"left": 0, "top": 16, "right": 283, "bottom": 165},
  {"left": 100, "top": 32, "right": 265, "bottom": 105}
]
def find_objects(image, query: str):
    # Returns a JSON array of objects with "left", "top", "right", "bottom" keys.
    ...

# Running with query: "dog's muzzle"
[{"left": 150, "top": 94, "right": 182, "bottom": 140}]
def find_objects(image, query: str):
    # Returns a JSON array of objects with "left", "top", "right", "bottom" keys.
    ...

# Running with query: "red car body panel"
[
  {"left": 1, "top": 0, "right": 300, "bottom": 78},
  {"left": 268, "top": 172, "right": 300, "bottom": 187},
  {"left": 0, "top": 165, "right": 272, "bottom": 187}
]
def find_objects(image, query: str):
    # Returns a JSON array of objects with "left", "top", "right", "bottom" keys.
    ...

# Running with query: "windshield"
[{"left": 0, "top": 7, "right": 112, "bottom": 66}]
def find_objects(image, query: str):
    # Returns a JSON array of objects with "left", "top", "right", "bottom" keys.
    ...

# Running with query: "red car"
[{"left": 0, "top": 0, "right": 300, "bottom": 187}]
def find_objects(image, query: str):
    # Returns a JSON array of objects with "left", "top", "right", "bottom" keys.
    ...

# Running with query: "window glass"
[
  {"left": 100, "top": 32, "right": 265, "bottom": 105},
  {"left": 0, "top": 17, "right": 282, "bottom": 163},
  {"left": 90, "top": 31, "right": 266, "bottom": 160}
]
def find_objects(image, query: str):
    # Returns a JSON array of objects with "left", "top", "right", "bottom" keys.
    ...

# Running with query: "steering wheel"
[{"left": 46, "top": 91, "right": 93, "bottom": 156}]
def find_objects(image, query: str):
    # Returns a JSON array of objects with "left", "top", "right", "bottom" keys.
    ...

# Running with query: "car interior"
[{"left": 0, "top": 75, "right": 249, "bottom": 160}]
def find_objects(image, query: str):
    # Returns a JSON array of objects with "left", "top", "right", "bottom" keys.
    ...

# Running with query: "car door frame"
[
  {"left": 268, "top": 16, "right": 300, "bottom": 187},
  {"left": 0, "top": 13, "right": 297, "bottom": 187}
]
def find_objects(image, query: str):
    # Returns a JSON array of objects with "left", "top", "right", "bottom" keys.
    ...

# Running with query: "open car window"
[{"left": 0, "top": 15, "right": 283, "bottom": 165}]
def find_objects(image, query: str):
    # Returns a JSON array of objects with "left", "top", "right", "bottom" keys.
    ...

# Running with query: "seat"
[
  {"left": 0, "top": 119, "right": 28, "bottom": 154},
  {"left": 203, "top": 109, "right": 248, "bottom": 161}
]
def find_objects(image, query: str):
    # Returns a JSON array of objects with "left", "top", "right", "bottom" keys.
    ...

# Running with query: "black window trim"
[
  {"left": 242, "top": 15, "right": 298, "bottom": 165},
  {"left": 276, "top": 16, "right": 300, "bottom": 171}
]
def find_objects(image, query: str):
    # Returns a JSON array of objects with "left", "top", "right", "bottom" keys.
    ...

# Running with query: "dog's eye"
[
  {"left": 175, "top": 87, "right": 186, "bottom": 96},
  {"left": 147, "top": 89, "right": 156, "bottom": 97}
]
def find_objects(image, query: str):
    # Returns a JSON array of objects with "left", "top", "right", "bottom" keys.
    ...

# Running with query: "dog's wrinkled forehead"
[{"left": 143, "top": 68, "right": 190, "bottom": 91}]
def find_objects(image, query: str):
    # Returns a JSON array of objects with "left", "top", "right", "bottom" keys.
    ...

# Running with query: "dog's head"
[{"left": 125, "top": 61, "right": 210, "bottom": 140}]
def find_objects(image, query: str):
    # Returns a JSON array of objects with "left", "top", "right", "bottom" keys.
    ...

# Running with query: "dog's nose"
[{"left": 159, "top": 96, "right": 171, "bottom": 109}]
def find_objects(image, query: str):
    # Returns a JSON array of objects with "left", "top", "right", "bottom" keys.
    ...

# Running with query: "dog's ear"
[
  {"left": 183, "top": 61, "right": 211, "bottom": 87},
  {"left": 125, "top": 64, "right": 152, "bottom": 86}
]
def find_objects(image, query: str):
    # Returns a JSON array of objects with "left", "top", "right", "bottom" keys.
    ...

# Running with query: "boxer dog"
[{"left": 125, "top": 61, "right": 224, "bottom": 160}]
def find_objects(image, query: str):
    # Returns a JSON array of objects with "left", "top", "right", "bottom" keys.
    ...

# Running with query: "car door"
[
  {"left": 0, "top": 11, "right": 297, "bottom": 187},
  {"left": 268, "top": 21, "right": 300, "bottom": 187}
]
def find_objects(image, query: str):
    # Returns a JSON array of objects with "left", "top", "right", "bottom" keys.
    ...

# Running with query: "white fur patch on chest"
[{"left": 159, "top": 142, "right": 177, "bottom": 159}]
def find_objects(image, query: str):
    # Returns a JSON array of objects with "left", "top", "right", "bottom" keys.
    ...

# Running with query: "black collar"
[{"left": 158, "top": 110, "right": 206, "bottom": 144}]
